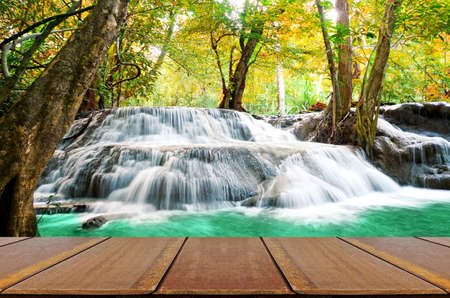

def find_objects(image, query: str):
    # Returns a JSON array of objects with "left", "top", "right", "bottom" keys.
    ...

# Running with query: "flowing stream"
[{"left": 35, "top": 107, "right": 450, "bottom": 236}]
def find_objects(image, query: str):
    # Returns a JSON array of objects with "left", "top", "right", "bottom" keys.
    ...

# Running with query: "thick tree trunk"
[
  {"left": 355, "top": 0, "right": 403, "bottom": 155},
  {"left": 0, "top": 0, "right": 129, "bottom": 236},
  {"left": 229, "top": 34, "right": 260, "bottom": 111},
  {"left": 336, "top": 0, "right": 352, "bottom": 116},
  {"left": 229, "top": 67, "right": 248, "bottom": 112}
]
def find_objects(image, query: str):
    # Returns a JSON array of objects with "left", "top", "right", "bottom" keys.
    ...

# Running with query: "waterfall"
[
  {"left": 375, "top": 118, "right": 450, "bottom": 188},
  {"left": 91, "top": 107, "right": 298, "bottom": 144},
  {"left": 35, "top": 107, "right": 449, "bottom": 216}
]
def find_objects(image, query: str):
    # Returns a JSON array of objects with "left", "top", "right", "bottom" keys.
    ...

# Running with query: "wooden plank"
[
  {"left": 0, "top": 237, "right": 105, "bottom": 291},
  {"left": 5, "top": 238, "right": 184, "bottom": 295},
  {"left": 343, "top": 237, "right": 450, "bottom": 293},
  {"left": 0, "top": 238, "right": 27, "bottom": 247},
  {"left": 418, "top": 237, "right": 450, "bottom": 248},
  {"left": 264, "top": 237, "right": 444, "bottom": 295},
  {"left": 156, "top": 237, "right": 292, "bottom": 295}
]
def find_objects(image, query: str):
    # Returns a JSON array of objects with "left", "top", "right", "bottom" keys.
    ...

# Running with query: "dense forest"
[
  {"left": 0, "top": 0, "right": 448, "bottom": 236},
  {"left": 1, "top": 0, "right": 447, "bottom": 112}
]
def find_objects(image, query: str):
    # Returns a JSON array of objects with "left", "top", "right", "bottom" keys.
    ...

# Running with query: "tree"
[
  {"left": 0, "top": 1, "right": 94, "bottom": 107},
  {"left": 355, "top": 0, "right": 403, "bottom": 155},
  {"left": 211, "top": 0, "right": 265, "bottom": 111},
  {"left": 0, "top": 0, "right": 129, "bottom": 236},
  {"left": 314, "top": 0, "right": 403, "bottom": 149},
  {"left": 88, "top": 0, "right": 183, "bottom": 108},
  {"left": 336, "top": 0, "right": 352, "bottom": 116},
  {"left": 315, "top": 0, "right": 342, "bottom": 130}
]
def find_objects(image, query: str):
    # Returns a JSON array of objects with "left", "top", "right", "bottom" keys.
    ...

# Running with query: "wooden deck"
[{"left": 0, "top": 237, "right": 449, "bottom": 297}]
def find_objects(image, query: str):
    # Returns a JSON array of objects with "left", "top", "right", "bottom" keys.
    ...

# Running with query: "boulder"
[
  {"left": 373, "top": 118, "right": 450, "bottom": 189},
  {"left": 380, "top": 102, "right": 449, "bottom": 140},
  {"left": 82, "top": 215, "right": 107, "bottom": 229},
  {"left": 81, "top": 212, "right": 136, "bottom": 229}
]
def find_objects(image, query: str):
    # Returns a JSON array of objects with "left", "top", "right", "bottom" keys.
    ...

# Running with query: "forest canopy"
[
  {"left": 1, "top": 0, "right": 448, "bottom": 115},
  {"left": 0, "top": 0, "right": 449, "bottom": 237}
]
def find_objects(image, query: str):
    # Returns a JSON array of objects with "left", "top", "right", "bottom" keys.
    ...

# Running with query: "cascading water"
[
  {"left": 35, "top": 107, "right": 450, "bottom": 235},
  {"left": 375, "top": 118, "right": 450, "bottom": 188}
]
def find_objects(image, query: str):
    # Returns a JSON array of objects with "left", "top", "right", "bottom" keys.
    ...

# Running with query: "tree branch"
[
  {"left": 210, "top": 32, "right": 227, "bottom": 91},
  {"left": 247, "top": 44, "right": 262, "bottom": 68},
  {"left": 0, "top": 1, "right": 84, "bottom": 104},
  {"left": 1, "top": 29, "right": 78, "bottom": 77},
  {"left": 0, "top": 5, "right": 94, "bottom": 48},
  {"left": 110, "top": 33, "right": 141, "bottom": 88},
  {"left": 229, "top": 45, "right": 235, "bottom": 83}
]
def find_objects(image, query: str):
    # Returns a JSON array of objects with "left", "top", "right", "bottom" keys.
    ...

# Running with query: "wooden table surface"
[
  {"left": 4, "top": 238, "right": 184, "bottom": 295},
  {"left": 0, "top": 237, "right": 448, "bottom": 297},
  {"left": 156, "top": 237, "right": 292, "bottom": 295},
  {"left": 0, "top": 238, "right": 28, "bottom": 248},
  {"left": 342, "top": 237, "right": 450, "bottom": 293},
  {"left": 419, "top": 237, "right": 450, "bottom": 248},
  {"left": 264, "top": 237, "right": 444, "bottom": 295},
  {"left": 0, "top": 237, "right": 106, "bottom": 291}
]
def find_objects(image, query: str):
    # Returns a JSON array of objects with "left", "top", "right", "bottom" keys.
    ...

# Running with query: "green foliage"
[
  {"left": 1, "top": 0, "right": 448, "bottom": 114},
  {"left": 245, "top": 75, "right": 326, "bottom": 115}
]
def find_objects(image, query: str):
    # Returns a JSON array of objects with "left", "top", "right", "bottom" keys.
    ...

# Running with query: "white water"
[
  {"left": 35, "top": 107, "right": 450, "bottom": 223},
  {"left": 377, "top": 118, "right": 450, "bottom": 187}
]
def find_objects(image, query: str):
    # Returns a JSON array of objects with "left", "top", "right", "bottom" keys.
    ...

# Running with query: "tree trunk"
[
  {"left": 222, "top": 26, "right": 262, "bottom": 112},
  {"left": 316, "top": 0, "right": 342, "bottom": 130},
  {"left": 0, "top": 0, "right": 129, "bottom": 236},
  {"left": 336, "top": 0, "right": 352, "bottom": 116},
  {"left": 231, "top": 36, "right": 259, "bottom": 111},
  {"left": 355, "top": 0, "right": 403, "bottom": 155},
  {"left": 276, "top": 62, "right": 285, "bottom": 115}
]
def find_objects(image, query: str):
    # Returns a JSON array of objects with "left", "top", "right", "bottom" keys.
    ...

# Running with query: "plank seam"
[
  {"left": 337, "top": 237, "right": 449, "bottom": 295},
  {"left": 0, "top": 237, "right": 111, "bottom": 294},
  {"left": 415, "top": 237, "right": 450, "bottom": 249},
  {"left": 0, "top": 237, "right": 31, "bottom": 248},
  {"left": 152, "top": 237, "right": 188, "bottom": 294},
  {"left": 259, "top": 237, "right": 296, "bottom": 295}
]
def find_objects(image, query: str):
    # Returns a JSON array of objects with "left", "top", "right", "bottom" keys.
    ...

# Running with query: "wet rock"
[
  {"left": 292, "top": 112, "right": 323, "bottom": 141},
  {"left": 255, "top": 112, "right": 323, "bottom": 141},
  {"left": 38, "top": 150, "right": 66, "bottom": 187},
  {"left": 81, "top": 213, "right": 136, "bottom": 229},
  {"left": 373, "top": 118, "right": 450, "bottom": 190},
  {"left": 63, "top": 109, "right": 112, "bottom": 150},
  {"left": 380, "top": 102, "right": 449, "bottom": 140},
  {"left": 373, "top": 102, "right": 449, "bottom": 189},
  {"left": 253, "top": 113, "right": 309, "bottom": 128},
  {"left": 240, "top": 194, "right": 281, "bottom": 207},
  {"left": 82, "top": 216, "right": 107, "bottom": 229},
  {"left": 240, "top": 196, "right": 259, "bottom": 207}
]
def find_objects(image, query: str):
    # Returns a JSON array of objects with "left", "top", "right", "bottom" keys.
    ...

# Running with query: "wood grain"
[
  {"left": 0, "top": 238, "right": 28, "bottom": 247},
  {"left": 0, "top": 237, "right": 105, "bottom": 291},
  {"left": 343, "top": 237, "right": 450, "bottom": 293},
  {"left": 5, "top": 237, "right": 184, "bottom": 295},
  {"left": 264, "top": 237, "right": 444, "bottom": 295},
  {"left": 418, "top": 237, "right": 450, "bottom": 248},
  {"left": 156, "top": 237, "right": 293, "bottom": 295}
]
